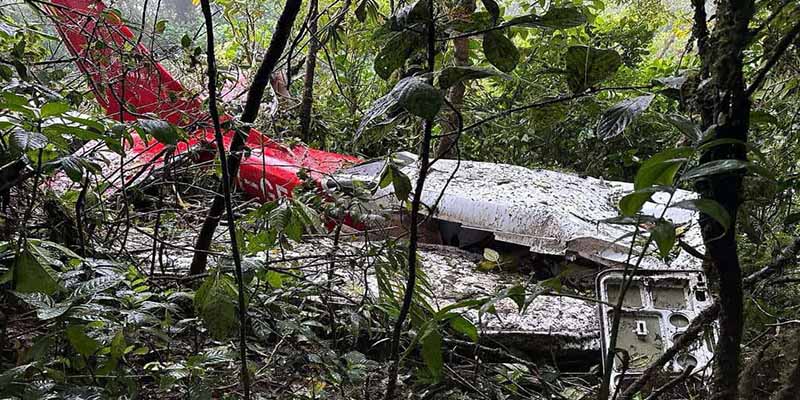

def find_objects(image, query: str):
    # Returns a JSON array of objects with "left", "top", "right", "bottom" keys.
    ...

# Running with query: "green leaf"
[
  {"left": 265, "top": 270, "right": 283, "bottom": 288},
  {"left": 390, "top": 165, "right": 412, "bottom": 202},
  {"left": 507, "top": 7, "right": 586, "bottom": 29},
  {"left": 194, "top": 272, "right": 239, "bottom": 340},
  {"left": 40, "top": 101, "right": 70, "bottom": 118},
  {"left": 155, "top": 20, "right": 167, "bottom": 34},
  {"left": 596, "top": 94, "right": 654, "bottom": 140},
  {"left": 13, "top": 248, "right": 59, "bottom": 295},
  {"left": 650, "top": 219, "right": 675, "bottom": 258},
  {"left": 66, "top": 325, "right": 99, "bottom": 356},
  {"left": 563, "top": 46, "right": 622, "bottom": 93},
  {"left": 74, "top": 275, "right": 123, "bottom": 297},
  {"left": 10, "top": 129, "right": 47, "bottom": 152},
  {"left": 181, "top": 34, "right": 192, "bottom": 48},
  {"left": 483, "top": 30, "right": 519, "bottom": 73},
  {"left": 421, "top": 328, "right": 443, "bottom": 381},
  {"left": 682, "top": 159, "right": 775, "bottom": 181},
  {"left": 634, "top": 147, "right": 694, "bottom": 190},
  {"left": 671, "top": 198, "right": 731, "bottom": 230},
  {"left": 479, "top": 0, "right": 500, "bottom": 23},
  {"left": 437, "top": 66, "right": 501, "bottom": 89},
  {"left": 138, "top": 119, "right": 180, "bottom": 145},
  {"left": 448, "top": 315, "right": 478, "bottom": 342},
  {"left": 619, "top": 185, "right": 674, "bottom": 216},
  {"left": 110, "top": 330, "right": 127, "bottom": 359},
  {"left": 392, "top": 76, "right": 443, "bottom": 119},
  {"left": 374, "top": 30, "right": 421, "bottom": 80},
  {"left": 664, "top": 113, "right": 702, "bottom": 143}
]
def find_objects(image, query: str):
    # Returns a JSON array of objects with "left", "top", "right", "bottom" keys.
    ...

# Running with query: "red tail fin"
[{"left": 46, "top": 0, "right": 203, "bottom": 126}]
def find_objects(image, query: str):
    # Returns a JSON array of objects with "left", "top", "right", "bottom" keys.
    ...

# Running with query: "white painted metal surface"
[{"left": 333, "top": 156, "right": 706, "bottom": 271}]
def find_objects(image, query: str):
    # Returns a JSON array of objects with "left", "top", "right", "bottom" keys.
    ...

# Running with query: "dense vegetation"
[{"left": 1, "top": 0, "right": 799, "bottom": 399}]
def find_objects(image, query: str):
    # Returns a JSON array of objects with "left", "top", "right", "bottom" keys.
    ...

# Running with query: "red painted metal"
[{"left": 45, "top": 0, "right": 360, "bottom": 201}]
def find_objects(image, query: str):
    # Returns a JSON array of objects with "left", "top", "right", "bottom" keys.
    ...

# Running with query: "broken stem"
[{"left": 199, "top": 0, "right": 251, "bottom": 398}]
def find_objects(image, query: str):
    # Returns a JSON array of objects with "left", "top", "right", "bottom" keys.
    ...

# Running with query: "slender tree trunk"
[
  {"left": 692, "top": 1, "right": 754, "bottom": 399},
  {"left": 299, "top": 0, "right": 319, "bottom": 142},
  {"left": 435, "top": 0, "right": 474, "bottom": 158},
  {"left": 190, "top": 0, "right": 303, "bottom": 275},
  {"left": 199, "top": 0, "right": 251, "bottom": 397}
]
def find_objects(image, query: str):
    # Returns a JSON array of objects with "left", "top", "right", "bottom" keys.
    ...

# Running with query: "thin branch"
[
  {"left": 199, "top": 0, "right": 251, "bottom": 398},
  {"left": 384, "top": 1, "right": 436, "bottom": 398}
]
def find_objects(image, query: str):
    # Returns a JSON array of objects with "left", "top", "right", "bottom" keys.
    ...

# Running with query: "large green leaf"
[
  {"left": 392, "top": 76, "right": 443, "bottom": 119},
  {"left": 664, "top": 113, "right": 702, "bottom": 143},
  {"left": 596, "top": 94, "right": 654, "bottom": 140},
  {"left": 194, "top": 272, "right": 239, "bottom": 340},
  {"left": 564, "top": 46, "right": 622, "bottom": 93},
  {"left": 138, "top": 119, "right": 180, "bottom": 145},
  {"left": 13, "top": 248, "right": 60, "bottom": 295},
  {"left": 13, "top": 292, "right": 73, "bottom": 320},
  {"left": 448, "top": 315, "right": 478, "bottom": 342},
  {"left": 40, "top": 101, "right": 69, "bottom": 119},
  {"left": 482, "top": 30, "right": 519, "bottom": 73},
  {"left": 507, "top": 7, "right": 586, "bottom": 29},
  {"left": 634, "top": 147, "right": 694, "bottom": 190}
]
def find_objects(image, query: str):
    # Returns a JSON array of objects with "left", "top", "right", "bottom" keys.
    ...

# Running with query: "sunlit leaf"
[
  {"left": 564, "top": 46, "right": 622, "bottom": 93},
  {"left": 449, "top": 315, "right": 478, "bottom": 342},
  {"left": 40, "top": 101, "right": 69, "bottom": 118},
  {"left": 634, "top": 147, "right": 694, "bottom": 189},
  {"left": 619, "top": 185, "right": 674, "bottom": 216}
]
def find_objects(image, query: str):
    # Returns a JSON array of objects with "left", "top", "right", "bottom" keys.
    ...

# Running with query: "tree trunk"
[
  {"left": 299, "top": 0, "right": 319, "bottom": 142},
  {"left": 435, "top": 0, "right": 474, "bottom": 158},
  {"left": 692, "top": 1, "right": 754, "bottom": 399},
  {"left": 190, "top": 0, "right": 303, "bottom": 275}
]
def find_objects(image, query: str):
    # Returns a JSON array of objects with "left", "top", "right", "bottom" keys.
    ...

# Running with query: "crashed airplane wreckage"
[{"left": 42, "top": 0, "right": 717, "bottom": 396}]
